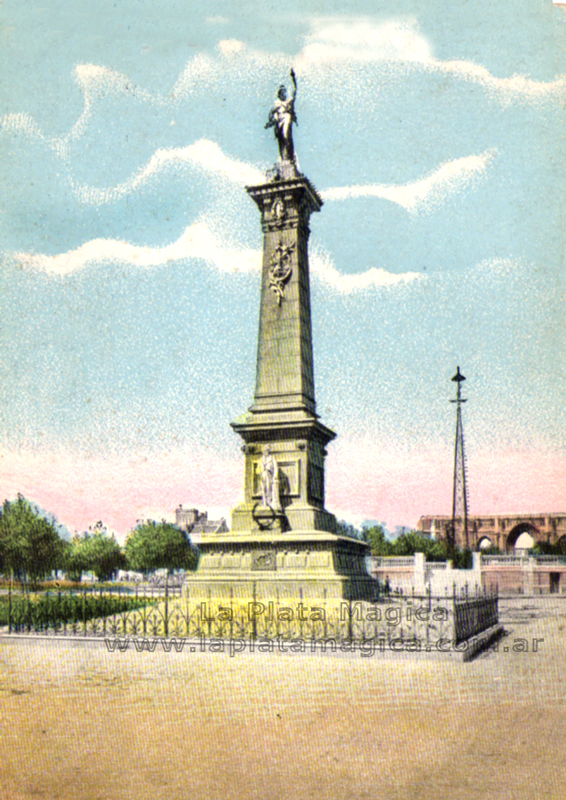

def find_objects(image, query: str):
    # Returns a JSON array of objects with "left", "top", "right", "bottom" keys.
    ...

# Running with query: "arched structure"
[
  {"left": 417, "top": 513, "right": 566, "bottom": 551},
  {"left": 506, "top": 523, "right": 538, "bottom": 553}
]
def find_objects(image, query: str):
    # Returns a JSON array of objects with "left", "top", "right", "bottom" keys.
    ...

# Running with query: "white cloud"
[
  {"left": 1, "top": 113, "right": 45, "bottom": 140},
  {"left": 297, "top": 17, "right": 432, "bottom": 64},
  {"left": 73, "top": 139, "right": 264, "bottom": 205},
  {"left": 322, "top": 150, "right": 496, "bottom": 214},
  {"left": 0, "top": 64, "right": 158, "bottom": 160},
  {"left": 476, "top": 257, "right": 525, "bottom": 276},
  {"left": 9, "top": 223, "right": 422, "bottom": 294},
  {"left": 217, "top": 39, "right": 247, "bottom": 57},
  {"left": 311, "top": 250, "right": 424, "bottom": 293},
  {"left": 170, "top": 53, "right": 221, "bottom": 100},
  {"left": 57, "top": 64, "right": 157, "bottom": 159},
  {"left": 11, "top": 222, "right": 262, "bottom": 277},
  {"left": 296, "top": 18, "right": 566, "bottom": 103},
  {"left": 427, "top": 59, "right": 566, "bottom": 103},
  {"left": 2, "top": 19, "right": 560, "bottom": 171}
]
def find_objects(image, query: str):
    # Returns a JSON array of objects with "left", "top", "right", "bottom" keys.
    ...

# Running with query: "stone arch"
[
  {"left": 478, "top": 536, "right": 494, "bottom": 550},
  {"left": 506, "top": 522, "right": 540, "bottom": 552}
]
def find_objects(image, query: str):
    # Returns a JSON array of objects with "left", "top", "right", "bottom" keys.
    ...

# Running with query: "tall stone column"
[
  {"left": 182, "top": 80, "right": 375, "bottom": 600},
  {"left": 230, "top": 172, "right": 337, "bottom": 535}
]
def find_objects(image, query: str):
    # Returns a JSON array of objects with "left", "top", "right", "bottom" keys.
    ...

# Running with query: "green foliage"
[
  {"left": 125, "top": 520, "right": 198, "bottom": 574},
  {"left": 0, "top": 589, "right": 156, "bottom": 628},
  {"left": 363, "top": 525, "right": 392, "bottom": 555},
  {"left": 391, "top": 531, "right": 448, "bottom": 562},
  {"left": 452, "top": 548, "right": 473, "bottom": 569},
  {"left": 0, "top": 495, "right": 66, "bottom": 584},
  {"left": 68, "top": 522, "right": 125, "bottom": 581},
  {"left": 477, "top": 545, "right": 502, "bottom": 556},
  {"left": 531, "top": 539, "right": 566, "bottom": 556},
  {"left": 0, "top": 578, "right": 99, "bottom": 591},
  {"left": 63, "top": 536, "right": 91, "bottom": 582},
  {"left": 364, "top": 524, "right": 473, "bottom": 568},
  {"left": 335, "top": 520, "right": 363, "bottom": 540}
]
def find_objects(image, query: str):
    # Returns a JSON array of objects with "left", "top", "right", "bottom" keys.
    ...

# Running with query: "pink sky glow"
[{"left": 0, "top": 441, "right": 564, "bottom": 541}]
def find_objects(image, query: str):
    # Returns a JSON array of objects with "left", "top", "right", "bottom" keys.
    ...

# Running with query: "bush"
[{"left": 0, "top": 589, "right": 157, "bottom": 629}]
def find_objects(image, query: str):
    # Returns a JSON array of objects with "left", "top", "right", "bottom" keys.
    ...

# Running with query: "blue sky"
[{"left": 1, "top": 0, "right": 565, "bottom": 536}]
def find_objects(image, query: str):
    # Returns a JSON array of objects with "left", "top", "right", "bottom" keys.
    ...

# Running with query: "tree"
[
  {"left": 363, "top": 525, "right": 393, "bottom": 556},
  {"left": 364, "top": 525, "right": 472, "bottom": 566},
  {"left": 125, "top": 520, "right": 198, "bottom": 575},
  {"left": 0, "top": 495, "right": 65, "bottom": 585},
  {"left": 390, "top": 530, "right": 451, "bottom": 561},
  {"left": 477, "top": 545, "right": 502, "bottom": 556},
  {"left": 63, "top": 535, "right": 92, "bottom": 582},
  {"left": 70, "top": 522, "right": 125, "bottom": 581},
  {"left": 452, "top": 548, "right": 473, "bottom": 569},
  {"left": 532, "top": 539, "right": 566, "bottom": 556},
  {"left": 335, "top": 520, "right": 364, "bottom": 540}
]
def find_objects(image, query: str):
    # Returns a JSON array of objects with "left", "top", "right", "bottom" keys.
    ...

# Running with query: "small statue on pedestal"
[{"left": 261, "top": 445, "right": 281, "bottom": 510}]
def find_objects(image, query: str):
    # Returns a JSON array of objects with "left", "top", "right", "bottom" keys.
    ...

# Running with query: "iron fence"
[
  {"left": 453, "top": 590, "right": 498, "bottom": 644},
  {"left": 1, "top": 582, "right": 499, "bottom": 647}
]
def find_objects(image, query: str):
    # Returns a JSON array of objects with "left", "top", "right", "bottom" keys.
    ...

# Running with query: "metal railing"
[
  {"left": 371, "top": 557, "right": 415, "bottom": 567},
  {"left": 531, "top": 555, "right": 566, "bottom": 564},
  {"left": 453, "top": 589, "right": 498, "bottom": 644},
  {"left": 481, "top": 554, "right": 566, "bottom": 565},
  {"left": 1, "top": 582, "right": 499, "bottom": 648}
]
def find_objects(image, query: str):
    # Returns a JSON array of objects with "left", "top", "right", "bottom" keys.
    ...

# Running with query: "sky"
[{"left": 1, "top": 0, "right": 565, "bottom": 539}]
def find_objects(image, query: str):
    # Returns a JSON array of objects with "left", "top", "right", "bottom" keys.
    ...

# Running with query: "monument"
[{"left": 184, "top": 72, "right": 375, "bottom": 601}]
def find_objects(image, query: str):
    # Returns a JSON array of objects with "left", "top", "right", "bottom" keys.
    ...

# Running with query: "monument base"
[{"left": 183, "top": 530, "right": 377, "bottom": 601}]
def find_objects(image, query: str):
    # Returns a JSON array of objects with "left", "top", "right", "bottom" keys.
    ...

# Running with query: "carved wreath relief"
[
  {"left": 269, "top": 239, "right": 295, "bottom": 305},
  {"left": 251, "top": 550, "right": 277, "bottom": 571}
]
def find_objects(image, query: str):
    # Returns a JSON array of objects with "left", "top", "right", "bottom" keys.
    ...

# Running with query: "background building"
[{"left": 418, "top": 513, "right": 566, "bottom": 552}]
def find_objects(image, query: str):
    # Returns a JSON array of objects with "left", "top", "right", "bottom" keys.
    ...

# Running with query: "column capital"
[{"left": 246, "top": 174, "right": 323, "bottom": 234}]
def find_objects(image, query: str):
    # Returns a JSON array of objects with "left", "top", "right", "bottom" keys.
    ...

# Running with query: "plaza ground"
[{"left": 1, "top": 598, "right": 565, "bottom": 800}]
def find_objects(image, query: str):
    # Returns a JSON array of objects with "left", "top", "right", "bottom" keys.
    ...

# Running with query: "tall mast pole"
[{"left": 450, "top": 367, "right": 469, "bottom": 550}]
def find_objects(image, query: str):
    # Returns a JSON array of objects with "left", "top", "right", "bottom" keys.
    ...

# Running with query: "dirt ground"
[{"left": 1, "top": 597, "right": 565, "bottom": 800}]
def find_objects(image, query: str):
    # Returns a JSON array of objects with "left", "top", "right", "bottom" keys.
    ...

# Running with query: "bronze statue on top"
[{"left": 265, "top": 69, "right": 298, "bottom": 163}]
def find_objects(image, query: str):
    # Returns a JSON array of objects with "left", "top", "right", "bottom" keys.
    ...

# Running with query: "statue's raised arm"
[
  {"left": 290, "top": 68, "right": 297, "bottom": 99},
  {"left": 265, "top": 70, "right": 298, "bottom": 163}
]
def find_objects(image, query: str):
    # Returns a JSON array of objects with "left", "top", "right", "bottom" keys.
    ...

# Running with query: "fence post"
[
  {"left": 452, "top": 582, "right": 456, "bottom": 644},
  {"left": 164, "top": 573, "right": 169, "bottom": 637},
  {"left": 72, "top": 588, "right": 77, "bottom": 634},
  {"left": 8, "top": 577, "right": 12, "bottom": 633},
  {"left": 82, "top": 587, "right": 87, "bottom": 635},
  {"left": 56, "top": 588, "right": 62, "bottom": 636},
  {"left": 185, "top": 586, "right": 189, "bottom": 639},
  {"left": 426, "top": 583, "right": 431, "bottom": 646}
]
